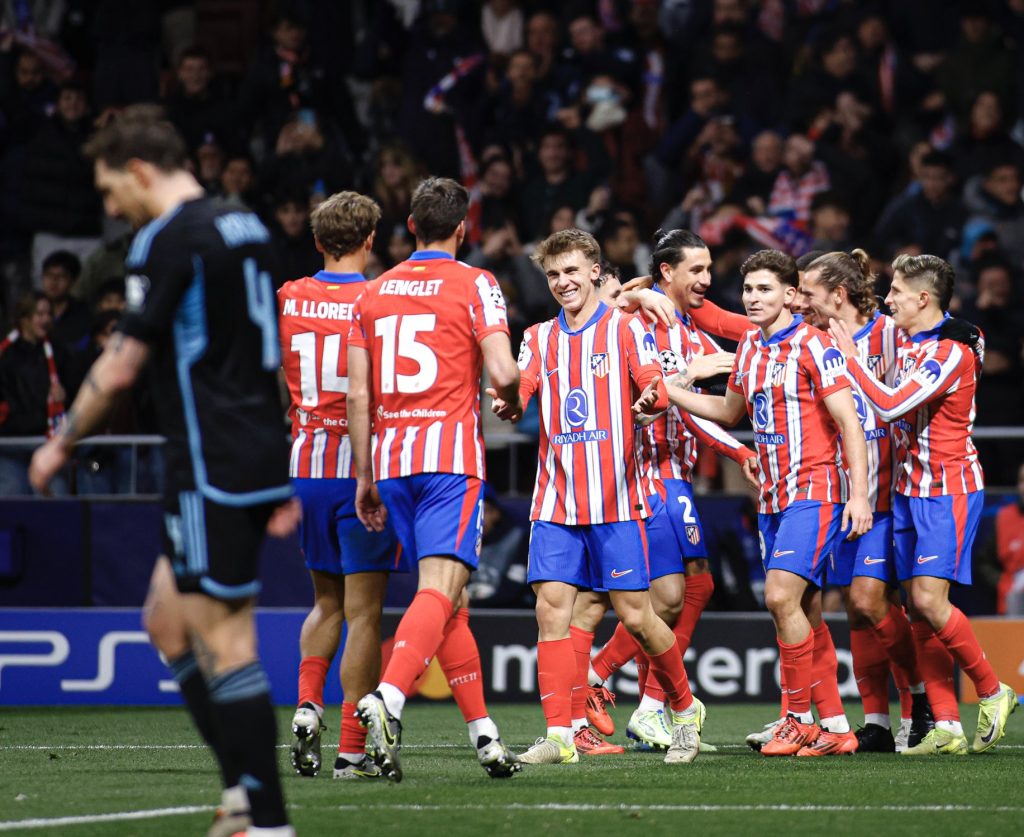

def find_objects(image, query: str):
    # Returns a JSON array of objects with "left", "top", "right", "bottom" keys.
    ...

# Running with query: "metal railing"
[{"left": 2, "top": 426, "right": 1023, "bottom": 497}]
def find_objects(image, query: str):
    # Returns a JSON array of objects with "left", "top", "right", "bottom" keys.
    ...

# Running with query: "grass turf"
[{"left": 0, "top": 701, "right": 1020, "bottom": 836}]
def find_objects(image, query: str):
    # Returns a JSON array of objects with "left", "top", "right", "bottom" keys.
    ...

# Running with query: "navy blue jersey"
[{"left": 120, "top": 197, "right": 290, "bottom": 503}]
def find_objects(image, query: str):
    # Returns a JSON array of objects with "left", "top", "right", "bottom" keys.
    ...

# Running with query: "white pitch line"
[
  {"left": 332, "top": 803, "right": 1024, "bottom": 814},
  {"left": 0, "top": 805, "right": 215, "bottom": 832}
]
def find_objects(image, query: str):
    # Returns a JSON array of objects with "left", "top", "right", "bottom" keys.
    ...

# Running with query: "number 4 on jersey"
[{"left": 290, "top": 331, "right": 347, "bottom": 409}]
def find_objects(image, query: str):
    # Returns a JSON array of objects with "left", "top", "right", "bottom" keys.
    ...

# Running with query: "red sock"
[
  {"left": 850, "top": 627, "right": 890, "bottom": 717},
  {"left": 778, "top": 657, "right": 788, "bottom": 718},
  {"left": 891, "top": 662, "right": 912, "bottom": 719},
  {"left": 339, "top": 700, "right": 366, "bottom": 753},
  {"left": 436, "top": 608, "right": 488, "bottom": 723},
  {"left": 811, "top": 622, "right": 844, "bottom": 719},
  {"left": 381, "top": 589, "right": 453, "bottom": 695},
  {"left": 778, "top": 630, "right": 814, "bottom": 715},
  {"left": 297, "top": 655, "right": 330, "bottom": 709},
  {"left": 910, "top": 620, "right": 959, "bottom": 721},
  {"left": 647, "top": 640, "right": 693, "bottom": 712},
  {"left": 674, "top": 572, "right": 714, "bottom": 652},
  {"left": 872, "top": 604, "right": 921, "bottom": 685},
  {"left": 537, "top": 638, "right": 574, "bottom": 728},
  {"left": 634, "top": 653, "right": 650, "bottom": 697},
  {"left": 591, "top": 622, "right": 640, "bottom": 682},
  {"left": 569, "top": 626, "right": 594, "bottom": 721},
  {"left": 937, "top": 607, "right": 1001, "bottom": 699}
]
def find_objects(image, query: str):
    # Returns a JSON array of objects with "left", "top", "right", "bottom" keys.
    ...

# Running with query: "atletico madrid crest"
[
  {"left": 686, "top": 524, "right": 701, "bottom": 545},
  {"left": 590, "top": 353, "right": 609, "bottom": 378}
]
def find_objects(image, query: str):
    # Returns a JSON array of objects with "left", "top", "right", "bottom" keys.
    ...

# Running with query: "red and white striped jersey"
[
  {"left": 645, "top": 305, "right": 755, "bottom": 482},
  {"left": 728, "top": 315, "right": 851, "bottom": 514},
  {"left": 845, "top": 316, "right": 984, "bottom": 497},
  {"left": 278, "top": 271, "right": 364, "bottom": 479},
  {"left": 845, "top": 312, "right": 902, "bottom": 512},
  {"left": 518, "top": 304, "right": 665, "bottom": 525},
  {"left": 348, "top": 251, "right": 509, "bottom": 481}
]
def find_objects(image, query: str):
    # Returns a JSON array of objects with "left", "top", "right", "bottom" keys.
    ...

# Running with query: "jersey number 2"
[
  {"left": 374, "top": 314, "right": 438, "bottom": 394},
  {"left": 290, "top": 331, "right": 346, "bottom": 408}
]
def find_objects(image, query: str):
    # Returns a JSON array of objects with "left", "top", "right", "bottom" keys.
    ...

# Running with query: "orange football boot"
[
  {"left": 760, "top": 716, "right": 821, "bottom": 757},
  {"left": 574, "top": 725, "right": 626, "bottom": 755},
  {"left": 586, "top": 685, "right": 617, "bottom": 736},
  {"left": 796, "top": 729, "right": 858, "bottom": 756}
]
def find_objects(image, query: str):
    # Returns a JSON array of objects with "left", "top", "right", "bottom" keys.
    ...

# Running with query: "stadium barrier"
[
  {"left": 0, "top": 608, "right": 852, "bottom": 706},
  {"left": 4, "top": 609, "right": 1019, "bottom": 708}
]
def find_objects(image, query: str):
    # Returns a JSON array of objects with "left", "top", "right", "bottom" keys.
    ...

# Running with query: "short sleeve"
[
  {"left": 118, "top": 231, "right": 194, "bottom": 345},
  {"left": 805, "top": 333, "right": 850, "bottom": 396},
  {"left": 347, "top": 290, "right": 369, "bottom": 350},
  {"left": 471, "top": 271, "right": 510, "bottom": 342}
]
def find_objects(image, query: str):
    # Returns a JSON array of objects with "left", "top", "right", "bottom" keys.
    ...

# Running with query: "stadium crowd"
[{"left": 1, "top": 1, "right": 1023, "bottom": 483}]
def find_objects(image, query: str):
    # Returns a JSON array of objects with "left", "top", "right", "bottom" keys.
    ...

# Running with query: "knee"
[
  {"left": 535, "top": 597, "right": 567, "bottom": 635},
  {"left": 764, "top": 587, "right": 796, "bottom": 619},
  {"left": 908, "top": 588, "right": 946, "bottom": 624},
  {"left": 655, "top": 599, "right": 681, "bottom": 625},
  {"left": 616, "top": 605, "right": 648, "bottom": 637},
  {"left": 142, "top": 604, "right": 188, "bottom": 659},
  {"left": 848, "top": 588, "right": 885, "bottom": 625}
]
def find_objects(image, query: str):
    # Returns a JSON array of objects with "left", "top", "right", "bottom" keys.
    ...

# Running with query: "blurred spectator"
[
  {"left": 270, "top": 191, "right": 319, "bottom": 285},
  {"left": 959, "top": 255, "right": 1024, "bottom": 486},
  {"left": 481, "top": 0, "right": 523, "bottom": 57},
  {"left": 524, "top": 9, "right": 576, "bottom": 116},
  {"left": 91, "top": 277, "right": 126, "bottom": 315},
  {"left": 0, "top": 291, "right": 68, "bottom": 494},
  {"left": 952, "top": 90, "right": 1021, "bottom": 179},
  {"left": 465, "top": 220, "right": 548, "bottom": 336},
  {"left": 963, "top": 156, "right": 1024, "bottom": 264},
  {"left": 39, "top": 250, "right": 89, "bottom": 351},
  {"left": 258, "top": 112, "right": 352, "bottom": 215},
  {"left": 788, "top": 27, "right": 874, "bottom": 129},
  {"left": 467, "top": 487, "right": 530, "bottom": 607},
  {"left": 385, "top": 224, "right": 415, "bottom": 269},
  {"left": 936, "top": 5, "right": 1015, "bottom": 124},
  {"left": 0, "top": 48, "right": 57, "bottom": 146},
  {"left": 478, "top": 155, "right": 520, "bottom": 232},
  {"left": 193, "top": 134, "right": 224, "bottom": 193},
  {"left": 518, "top": 125, "right": 590, "bottom": 241},
  {"left": 479, "top": 48, "right": 548, "bottom": 159},
  {"left": 218, "top": 152, "right": 256, "bottom": 209},
  {"left": 728, "top": 130, "right": 782, "bottom": 216},
  {"left": 767, "top": 134, "right": 830, "bottom": 222},
  {"left": 598, "top": 214, "right": 648, "bottom": 281},
  {"left": 874, "top": 150, "right": 966, "bottom": 261},
  {"left": 563, "top": 9, "right": 640, "bottom": 95},
  {"left": 808, "top": 191, "right": 851, "bottom": 251},
  {"left": 73, "top": 231, "right": 130, "bottom": 305},
  {"left": 163, "top": 45, "right": 235, "bottom": 153},
  {"left": 371, "top": 143, "right": 422, "bottom": 261},
  {"left": 20, "top": 80, "right": 102, "bottom": 278}
]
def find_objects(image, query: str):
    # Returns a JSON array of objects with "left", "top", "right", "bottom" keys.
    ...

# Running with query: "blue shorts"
[
  {"left": 376, "top": 473, "right": 484, "bottom": 569},
  {"left": 645, "top": 493, "right": 685, "bottom": 581},
  {"left": 829, "top": 512, "right": 895, "bottom": 587},
  {"left": 893, "top": 492, "right": 983, "bottom": 585},
  {"left": 292, "top": 478, "right": 405, "bottom": 575},
  {"left": 662, "top": 479, "right": 708, "bottom": 561},
  {"left": 759, "top": 500, "right": 843, "bottom": 586},
  {"left": 528, "top": 519, "right": 650, "bottom": 591}
]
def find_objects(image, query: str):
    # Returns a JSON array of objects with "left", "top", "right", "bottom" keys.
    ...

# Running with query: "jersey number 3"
[
  {"left": 290, "top": 331, "right": 347, "bottom": 408},
  {"left": 374, "top": 314, "right": 438, "bottom": 394}
]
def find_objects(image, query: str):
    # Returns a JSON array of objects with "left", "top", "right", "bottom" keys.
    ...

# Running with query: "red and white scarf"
[{"left": 0, "top": 329, "right": 65, "bottom": 436}]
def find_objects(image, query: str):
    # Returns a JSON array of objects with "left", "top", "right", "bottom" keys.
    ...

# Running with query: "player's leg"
[
  {"left": 177, "top": 498, "right": 290, "bottom": 833},
  {"left": 593, "top": 520, "right": 700, "bottom": 764},
  {"left": 291, "top": 569, "right": 343, "bottom": 776},
  {"left": 760, "top": 501, "right": 842, "bottom": 756},
  {"left": 845, "top": 577, "right": 895, "bottom": 751},
  {"left": 357, "top": 474, "right": 476, "bottom": 781},
  {"left": 334, "top": 570, "right": 388, "bottom": 779},
  {"left": 517, "top": 520, "right": 587, "bottom": 764},
  {"left": 146, "top": 512, "right": 247, "bottom": 834},
  {"left": 902, "top": 493, "right": 1015, "bottom": 754},
  {"left": 288, "top": 477, "right": 344, "bottom": 776},
  {"left": 665, "top": 479, "right": 715, "bottom": 657},
  {"left": 436, "top": 589, "right": 522, "bottom": 774},
  {"left": 567, "top": 590, "right": 623, "bottom": 754}
]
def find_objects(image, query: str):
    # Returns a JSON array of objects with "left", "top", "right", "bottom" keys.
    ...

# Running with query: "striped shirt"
[
  {"left": 728, "top": 315, "right": 851, "bottom": 514},
  {"left": 518, "top": 304, "right": 665, "bottom": 525},
  {"left": 646, "top": 306, "right": 754, "bottom": 483},
  {"left": 348, "top": 251, "right": 509, "bottom": 481},
  {"left": 278, "top": 271, "right": 367, "bottom": 479},
  {"left": 845, "top": 312, "right": 901, "bottom": 512},
  {"left": 845, "top": 315, "right": 984, "bottom": 497}
]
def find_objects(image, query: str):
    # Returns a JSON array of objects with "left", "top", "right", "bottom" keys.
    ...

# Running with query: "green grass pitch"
[{"left": 0, "top": 701, "right": 1020, "bottom": 835}]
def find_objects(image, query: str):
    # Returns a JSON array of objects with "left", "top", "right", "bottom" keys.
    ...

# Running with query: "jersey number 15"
[{"left": 374, "top": 313, "right": 438, "bottom": 394}]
